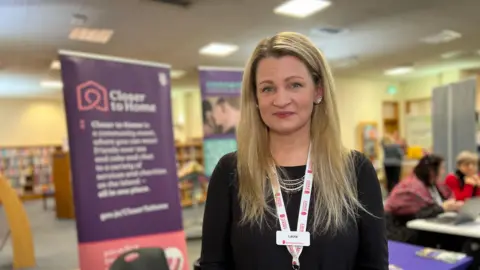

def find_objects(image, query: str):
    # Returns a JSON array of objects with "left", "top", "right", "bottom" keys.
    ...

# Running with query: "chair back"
[{"left": 109, "top": 248, "right": 169, "bottom": 270}]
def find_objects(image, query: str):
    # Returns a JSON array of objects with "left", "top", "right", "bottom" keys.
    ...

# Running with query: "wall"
[
  {"left": 0, "top": 99, "right": 67, "bottom": 147},
  {"left": 399, "top": 70, "right": 461, "bottom": 100},
  {"left": 398, "top": 71, "right": 462, "bottom": 137},
  {"left": 335, "top": 78, "right": 399, "bottom": 149}
]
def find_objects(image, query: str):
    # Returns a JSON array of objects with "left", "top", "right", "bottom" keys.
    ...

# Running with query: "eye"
[
  {"left": 261, "top": 86, "right": 274, "bottom": 92},
  {"left": 291, "top": 82, "right": 303, "bottom": 89}
]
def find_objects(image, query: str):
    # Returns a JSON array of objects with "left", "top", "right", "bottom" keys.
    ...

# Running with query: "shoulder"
[
  {"left": 215, "top": 151, "right": 237, "bottom": 171},
  {"left": 348, "top": 150, "right": 379, "bottom": 190},
  {"left": 445, "top": 173, "right": 458, "bottom": 183},
  {"left": 350, "top": 150, "right": 374, "bottom": 176},
  {"left": 210, "top": 151, "right": 238, "bottom": 187}
]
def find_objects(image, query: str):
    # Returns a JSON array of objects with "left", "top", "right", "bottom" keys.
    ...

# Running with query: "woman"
[
  {"left": 382, "top": 134, "right": 403, "bottom": 192},
  {"left": 200, "top": 32, "right": 387, "bottom": 270},
  {"left": 445, "top": 151, "right": 480, "bottom": 201},
  {"left": 384, "top": 155, "right": 463, "bottom": 244}
]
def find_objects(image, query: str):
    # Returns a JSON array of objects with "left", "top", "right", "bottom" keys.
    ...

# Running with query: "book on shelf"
[{"left": 0, "top": 145, "right": 57, "bottom": 194}]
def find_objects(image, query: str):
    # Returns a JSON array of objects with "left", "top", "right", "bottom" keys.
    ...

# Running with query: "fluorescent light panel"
[
  {"left": 40, "top": 80, "right": 63, "bottom": 88},
  {"left": 171, "top": 70, "right": 186, "bottom": 79},
  {"left": 69, "top": 27, "right": 114, "bottom": 44},
  {"left": 199, "top": 43, "right": 238, "bottom": 57},
  {"left": 274, "top": 0, "right": 331, "bottom": 18},
  {"left": 50, "top": 60, "right": 61, "bottom": 70},
  {"left": 384, "top": 66, "right": 414, "bottom": 76},
  {"left": 421, "top": 30, "right": 462, "bottom": 45}
]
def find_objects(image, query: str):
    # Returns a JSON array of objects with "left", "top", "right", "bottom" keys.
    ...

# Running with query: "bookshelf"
[
  {"left": 382, "top": 101, "right": 400, "bottom": 134},
  {"left": 175, "top": 140, "right": 204, "bottom": 170},
  {"left": 0, "top": 145, "right": 58, "bottom": 195}
]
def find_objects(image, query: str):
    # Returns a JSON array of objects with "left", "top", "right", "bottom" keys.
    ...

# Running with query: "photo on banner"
[
  {"left": 60, "top": 51, "right": 188, "bottom": 270},
  {"left": 199, "top": 66, "right": 243, "bottom": 176}
]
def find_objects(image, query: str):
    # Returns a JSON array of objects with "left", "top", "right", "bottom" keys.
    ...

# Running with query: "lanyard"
[{"left": 271, "top": 146, "right": 313, "bottom": 269}]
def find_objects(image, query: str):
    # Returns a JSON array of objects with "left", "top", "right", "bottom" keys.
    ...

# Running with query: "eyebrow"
[{"left": 258, "top": 75, "right": 305, "bottom": 85}]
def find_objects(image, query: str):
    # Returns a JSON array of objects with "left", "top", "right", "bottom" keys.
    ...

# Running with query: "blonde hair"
[
  {"left": 236, "top": 32, "right": 364, "bottom": 235},
  {"left": 456, "top": 151, "right": 478, "bottom": 167}
]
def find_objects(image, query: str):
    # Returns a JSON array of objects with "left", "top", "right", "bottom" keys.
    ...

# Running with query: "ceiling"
[{"left": 1, "top": 0, "right": 480, "bottom": 98}]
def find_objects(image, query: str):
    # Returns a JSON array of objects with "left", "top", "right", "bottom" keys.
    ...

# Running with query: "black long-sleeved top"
[{"left": 200, "top": 151, "right": 388, "bottom": 270}]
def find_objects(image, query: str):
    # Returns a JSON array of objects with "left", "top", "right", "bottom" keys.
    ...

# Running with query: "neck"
[{"left": 269, "top": 124, "right": 310, "bottom": 167}]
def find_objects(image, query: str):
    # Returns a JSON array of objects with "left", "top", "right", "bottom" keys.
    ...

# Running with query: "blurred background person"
[
  {"left": 384, "top": 154, "right": 463, "bottom": 245},
  {"left": 445, "top": 151, "right": 480, "bottom": 201},
  {"left": 382, "top": 133, "right": 404, "bottom": 193}
]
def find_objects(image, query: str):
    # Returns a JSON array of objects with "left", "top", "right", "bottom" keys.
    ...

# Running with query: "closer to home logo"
[{"left": 76, "top": 80, "right": 109, "bottom": 112}]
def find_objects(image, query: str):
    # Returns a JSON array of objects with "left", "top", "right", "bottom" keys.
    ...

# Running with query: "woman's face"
[
  {"left": 255, "top": 56, "right": 322, "bottom": 135},
  {"left": 459, "top": 162, "right": 477, "bottom": 176}
]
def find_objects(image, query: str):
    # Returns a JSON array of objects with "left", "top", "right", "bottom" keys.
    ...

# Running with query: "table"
[
  {"left": 407, "top": 216, "right": 480, "bottom": 239},
  {"left": 389, "top": 241, "right": 472, "bottom": 270}
]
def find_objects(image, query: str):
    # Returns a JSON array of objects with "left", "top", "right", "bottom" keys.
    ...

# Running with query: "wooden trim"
[{"left": 0, "top": 144, "right": 61, "bottom": 149}]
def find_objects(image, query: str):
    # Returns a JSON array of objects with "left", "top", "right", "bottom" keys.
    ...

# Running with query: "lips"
[{"left": 273, "top": 111, "right": 294, "bottom": 118}]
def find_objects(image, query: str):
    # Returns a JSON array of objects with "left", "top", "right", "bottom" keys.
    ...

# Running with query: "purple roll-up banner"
[
  {"left": 59, "top": 51, "right": 188, "bottom": 270},
  {"left": 198, "top": 66, "right": 243, "bottom": 177}
]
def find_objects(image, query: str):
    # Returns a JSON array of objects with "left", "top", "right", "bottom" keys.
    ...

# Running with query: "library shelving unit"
[
  {"left": 175, "top": 140, "right": 204, "bottom": 170},
  {"left": 0, "top": 145, "right": 58, "bottom": 200},
  {"left": 178, "top": 161, "right": 207, "bottom": 208}
]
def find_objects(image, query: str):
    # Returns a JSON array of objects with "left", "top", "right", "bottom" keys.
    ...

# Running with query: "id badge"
[{"left": 276, "top": 231, "right": 310, "bottom": 247}]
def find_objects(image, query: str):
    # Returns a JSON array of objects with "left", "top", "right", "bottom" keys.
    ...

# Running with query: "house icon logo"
[{"left": 76, "top": 80, "right": 109, "bottom": 112}]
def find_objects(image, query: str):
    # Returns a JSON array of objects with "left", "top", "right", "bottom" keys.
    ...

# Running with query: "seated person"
[
  {"left": 384, "top": 154, "right": 464, "bottom": 244},
  {"left": 445, "top": 151, "right": 480, "bottom": 201}
]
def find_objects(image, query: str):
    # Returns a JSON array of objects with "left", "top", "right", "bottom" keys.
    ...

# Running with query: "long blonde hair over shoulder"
[{"left": 236, "top": 32, "right": 364, "bottom": 235}]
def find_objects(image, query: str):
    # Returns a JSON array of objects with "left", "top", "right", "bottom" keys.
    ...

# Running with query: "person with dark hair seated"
[
  {"left": 384, "top": 154, "right": 464, "bottom": 245},
  {"left": 445, "top": 151, "right": 480, "bottom": 201}
]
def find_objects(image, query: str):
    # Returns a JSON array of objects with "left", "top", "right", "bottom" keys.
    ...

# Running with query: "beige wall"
[{"left": 0, "top": 99, "right": 67, "bottom": 146}]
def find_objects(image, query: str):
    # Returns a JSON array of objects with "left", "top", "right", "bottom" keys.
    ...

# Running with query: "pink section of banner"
[{"left": 78, "top": 230, "right": 189, "bottom": 270}]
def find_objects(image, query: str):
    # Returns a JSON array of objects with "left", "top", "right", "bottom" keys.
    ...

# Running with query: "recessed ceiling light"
[
  {"left": 333, "top": 56, "right": 359, "bottom": 68},
  {"left": 40, "top": 80, "right": 63, "bottom": 88},
  {"left": 420, "top": 30, "right": 462, "bottom": 45},
  {"left": 69, "top": 27, "right": 114, "bottom": 44},
  {"left": 441, "top": 51, "right": 463, "bottom": 59},
  {"left": 199, "top": 43, "right": 238, "bottom": 57},
  {"left": 384, "top": 66, "right": 414, "bottom": 76},
  {"left": 50, "top": 60, "right": 61, "bottom": 70},
  {"left": 171, "top": 70, "right": 186, "bottom": 79},
  {"left": 274, "top": 0, "right": 331, "bottom": 18}
]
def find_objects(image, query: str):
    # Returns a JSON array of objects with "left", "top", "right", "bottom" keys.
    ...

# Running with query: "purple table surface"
[{"left": 389, "top": 241, "right": 472, "bottom": 270}]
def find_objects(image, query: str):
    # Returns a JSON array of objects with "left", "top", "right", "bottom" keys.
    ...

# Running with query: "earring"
[{"left": 315, "top": 97, "right": 323, "bottom": 104}]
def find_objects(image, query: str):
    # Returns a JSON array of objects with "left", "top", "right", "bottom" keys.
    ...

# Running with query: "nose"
[{"left": 272, "top": 88, "right": 291, "bottom": 107}]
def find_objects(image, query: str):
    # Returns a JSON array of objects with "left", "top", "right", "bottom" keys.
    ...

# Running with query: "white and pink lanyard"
[{"left": 271, "top": 146, "right": 313, "bottom": 269}]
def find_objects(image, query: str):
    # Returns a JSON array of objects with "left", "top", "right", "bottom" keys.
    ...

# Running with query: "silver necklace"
[{"left": 279, "top": 175, "right": 305, "bottom": 193}]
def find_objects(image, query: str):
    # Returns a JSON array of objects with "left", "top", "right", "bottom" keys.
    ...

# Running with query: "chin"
[{"left": 268, "top": 123, "right": 305, "bottom": 135}]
